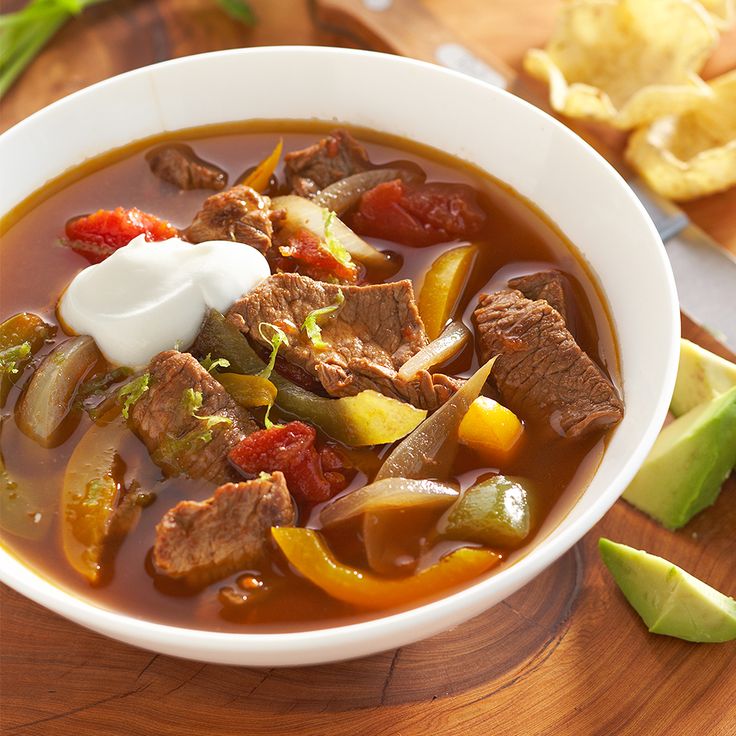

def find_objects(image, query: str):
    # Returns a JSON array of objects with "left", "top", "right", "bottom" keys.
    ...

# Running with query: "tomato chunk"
[
  {"left": 350, "top": 179, "right": 486, "bottom": 247},
  {"left": 228, "top": 421, "right": 349, "bottom": 504},
  {"left": 275, "top": 227, "right": 358, "bottom": 283},
  {"left": 65, "top": 207, "right": 178, "bottom": 263}
]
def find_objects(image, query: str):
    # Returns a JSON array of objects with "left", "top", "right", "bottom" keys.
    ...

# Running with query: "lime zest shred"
[
  {"left": 258, "top": 322, "right": 289, "bottom": 380},
  {"left": 301, "top": 290, "right": 344, "bottom": 350},
  {"left": 322, "top": 210, "right": 355, "bottom": 270},
  {"left": 0, "top": 341, "right": 31, "bottom": 375},
  {"left": 181, "top": 387, "right": 233, "bottom": 430},
  {"left": 119, "top": 373, "right": 150, "bottom": 420},
  {"left": 200, "top": 354, "right": 231, "bottom": 373}
]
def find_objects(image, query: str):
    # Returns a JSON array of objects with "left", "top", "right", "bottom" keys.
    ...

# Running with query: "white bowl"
[{"left": 0, "top": 47, "right": 679, "bottom": 666}]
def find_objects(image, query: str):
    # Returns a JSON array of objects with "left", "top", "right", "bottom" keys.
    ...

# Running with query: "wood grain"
[{"left": 1, "top": 2, "right": 735, "bottom": 735}]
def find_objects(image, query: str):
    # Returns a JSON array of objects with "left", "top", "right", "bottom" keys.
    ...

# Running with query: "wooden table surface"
[{"left": 1, "top": 2, "right": 735, "bottom": 734}]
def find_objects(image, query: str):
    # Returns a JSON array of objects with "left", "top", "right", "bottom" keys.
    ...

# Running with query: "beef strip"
[
  {"left": 473, "top": 289, "right": 623, "bottom": 437},
  {"left": 128, "top": 350, "right": 257, "bottom": 483},
  {"left": 183, "top": 185, "right": 276, "bottom": 253},
  {"left": 153, "top": 471, "right": 295, "bottom": 585},
  {"left": 145, "top": 144, "right": 228, "bottom": 191},
  {"left": 508, "top": 270, "right": 568, "bottom": 322},
  {"left": 284, "top": 129, "right": 371, "bottom": 197},
  {"left": 227, "top": 273, "right": 460, "bottom": 410}
]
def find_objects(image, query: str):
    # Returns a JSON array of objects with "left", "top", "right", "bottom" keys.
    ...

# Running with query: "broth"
[{"left": 0, "top": 121, "right": 619, "bottom": 632}]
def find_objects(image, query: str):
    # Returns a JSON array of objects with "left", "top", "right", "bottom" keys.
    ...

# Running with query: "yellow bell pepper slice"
[
  {"left": 418, "top": 244, "right": 478, "bottom": 340},
  {"left": 458, "top": 396, "right": 523, "bottom": 464},
  {"left": 216, "top": 372, "right": 277, "bottom": 409},
  {"left": 240, "top": 138, "right": 283, "bottom": 193},
  {"left": 272, "top": 527, "right": 500, "bottom": 609}
]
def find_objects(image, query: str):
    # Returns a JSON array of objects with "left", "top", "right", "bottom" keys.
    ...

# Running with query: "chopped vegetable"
[
  {"left": 599, "top": 538, "right": 736, "bottom": 643},
  {"left": 240, "top": 138, "right": 282, "bottom": 192},
  {"left": 229, "top": 421, "right": 347, "bottom": 503},
  {"left": 15, "top": 335, "right": 100, "bottom": 447},
  {"left": 258, "top": 322, "right": 289, "bottom": 380},
  {"left": 216, "top": 373, "right": 277, "bottom": 409},
  {"left": 62, "top": 414, "right": 140, "bottom": 583},
  {"left": 320, "top": 478, "right": 459, "bottom": 528},
  {"left": 0, "top": 312, "right": 55, "bottom": 407},
  {"left": 200, "top": 354, "right": 231, "bottom": 374},
  {"left": 376, "top": 356, "right": 497, "bottom": 481},
  {"left": 118, "top": 373, "right": 149, "bottom": 420},
  {"left": 350, "top": 181, "right": 486, "bottom": 248},
  {"left": 302, "top": 290, "right": 344, "bottom": 350},
  {"left": 272, "top": 194, "right": 389, "bottom": 270},
  {"left": 272, "top": 527, "right": 501, "bottom": 609},
  {"left": 65, "top": 207, "right": 178, "bottom": 263},
  {"left": 397, "top": 321, "right": 471, "bottom": 380},
  {"left": 441, "top": 475, "right": 530, "bottom": 547},
  {"left": 418, "top": 245, "right": 478, "bottom": 339},
  {"left": 458, "top": 396, "right": 523, "bottom": 465},
  {"left": 194, "top": 310, "right": 427, "bottom": 445},
  {"left": 278, "top": 227, "right": 358, "bottom": 283},
  {"left": 313, "top": 167, "right": 425, "bottom": 215}
]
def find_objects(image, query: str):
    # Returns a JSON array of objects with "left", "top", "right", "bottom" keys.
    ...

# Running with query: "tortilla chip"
[
  {"left": 697, "top": 0, "right": 735, "bottom": 28},
  {"left": 523, "top": 0, "right": 719, "bottom": 130},
  {"left": 626, "top": 70, "right": 736, "bottom": 200}
]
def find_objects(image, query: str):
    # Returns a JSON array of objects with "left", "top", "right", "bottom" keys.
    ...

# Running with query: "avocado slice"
[
  {"left": 599, "top": 538, "right": 736, "bottom": 643},
  {"left": 622, "top": 386, "right": 736, "bottom": 529},
  {"left": 671, "top": 339, "right": 736, "bottom": 417}
]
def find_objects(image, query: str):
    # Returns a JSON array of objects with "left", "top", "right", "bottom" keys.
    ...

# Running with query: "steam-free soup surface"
[{"left": 0, "top": 122, "right": 619, "bottom": 632}]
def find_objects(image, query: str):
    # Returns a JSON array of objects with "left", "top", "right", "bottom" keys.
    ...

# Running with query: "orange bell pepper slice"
[
  {"left": 458, "top": 396, "right": 524, "bottom": 465},
  {"left": 241, "top": 138, "right": 283, "bottom": 193},
  {"left": 272, "top": 527, "right": 501, "bottom": 609},
  {"left": 418, "top": 244, "right": 478, "bottom": 339}
]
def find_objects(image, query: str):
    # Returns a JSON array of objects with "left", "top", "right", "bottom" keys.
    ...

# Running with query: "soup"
[{"left": 0, "top": 122, "right": 622, "bottom": 632}]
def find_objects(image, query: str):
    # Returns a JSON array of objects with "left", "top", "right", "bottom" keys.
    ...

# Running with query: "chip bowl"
[{"left": 0, "top": 47, "right": 679, "bottom": 666}]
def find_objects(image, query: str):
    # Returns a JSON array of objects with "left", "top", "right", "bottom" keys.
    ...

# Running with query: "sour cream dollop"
[{"left": 59, "top": 235, "right": 270, "bottom": 367}]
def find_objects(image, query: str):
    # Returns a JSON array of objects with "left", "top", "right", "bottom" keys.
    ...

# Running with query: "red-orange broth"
[{"left": 0, "top": 121, "right": 620, "bottom": 632}]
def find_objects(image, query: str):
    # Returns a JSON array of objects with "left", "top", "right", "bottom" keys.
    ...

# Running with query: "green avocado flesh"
[
  {"left": 623, "top": 386, "right": 736, "bottom": 529},
  {"left": 671, "top": 339, "right": 736, "bottom": 417},
  {"left": 599, "top": 538, "right": 736, "bottom": 643}
]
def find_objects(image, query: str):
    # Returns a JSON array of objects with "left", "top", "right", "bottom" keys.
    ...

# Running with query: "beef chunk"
[
  {"left": 473, "top": 289, "right": 623, "bottom": 437},
  {"left": 145, "top": 144, "right": 227, "bottom": 191},
  {"left": 153, "top": 471, "right": 294, "bottom": 584},
  {"left": 128, "top": 350, "right": 257, "bottom": 483},
  {"left": 183, "top": 185, "right": 275, "bottom": 253},
  {"left": 227, "top": 273, "right": 460, "bottom": 410},
  {"left": 284, "top": 129, "right": 371, "bottom": 197},
  {"left": 508, "top": 270, "right": 568, "bottom": 322}
]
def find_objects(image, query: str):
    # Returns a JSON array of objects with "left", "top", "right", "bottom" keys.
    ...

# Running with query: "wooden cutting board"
[{"left": 1, "top": 2, "right": 734, "bottom": 734}]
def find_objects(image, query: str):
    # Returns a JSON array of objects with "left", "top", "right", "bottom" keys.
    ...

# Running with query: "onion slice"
[
  {"left": 271, "top": 194, "right": 390, "bottom": 269},
  {"left": 398, "top": 322, "right": 471, "bottom": 381},
  {"left": 312, "top": 168, "right": 424, "bottom": 216},
  {"left": 376, "top": 356, "right": 498, "bottom": 482},
  {"left": 320, "top": 478, "right": 459, "bottom": 528}
]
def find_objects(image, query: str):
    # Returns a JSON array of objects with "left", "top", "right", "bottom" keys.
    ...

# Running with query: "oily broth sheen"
[{"left": 0, "top": 121, "right": 619, "bottom": 632}]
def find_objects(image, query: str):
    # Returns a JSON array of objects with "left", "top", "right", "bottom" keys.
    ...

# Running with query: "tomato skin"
[
  {"left": 275, "top": 227, "right": 358, "bottom": 283},
  {"left": 350, "top": 179, "right": 486, "bottom": 247},
  {"left": 65, "top": 207, "right": 178, "bottom": 263},
  {"left": 228, "top": 421, "right": 348, "bottom": 504}
]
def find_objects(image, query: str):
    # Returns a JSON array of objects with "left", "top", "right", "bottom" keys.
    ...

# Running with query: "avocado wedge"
[
  {"left": 599, "top": 539, "right": 736, "bottom": 643},
  {"left": 671, "top": 339, "right": 736, "bottom": 417},
  {"left": 623, "top": 386, "right": 736, "bottom": 529}
]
